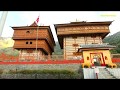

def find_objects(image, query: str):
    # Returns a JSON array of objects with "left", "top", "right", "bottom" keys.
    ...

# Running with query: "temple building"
[
  {"left": 12, "top": 21, "right": 55, "bottom": 60},
  {"left": 54, "top": 21, "right": 117, "bottom": 68}
]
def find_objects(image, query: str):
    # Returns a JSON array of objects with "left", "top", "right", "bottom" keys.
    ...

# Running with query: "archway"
[
  {"left": 90, "top": 52, "right": 105, "bottom": 66},
  {"left": 93, "top": 54, "right": 101, "bottom": 66}
]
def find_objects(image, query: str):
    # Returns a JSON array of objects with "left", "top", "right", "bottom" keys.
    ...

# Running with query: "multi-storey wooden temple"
[
  {"left": 12, "top": 21, "right": 55, "bottom": 60},
  {"left": 54, "top": 21, "right": 117, "bottom": 68}
]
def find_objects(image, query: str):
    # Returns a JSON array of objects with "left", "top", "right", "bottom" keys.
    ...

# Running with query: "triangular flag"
[{"left": 36, "top": 16, "right": 39, "bottom": 24}]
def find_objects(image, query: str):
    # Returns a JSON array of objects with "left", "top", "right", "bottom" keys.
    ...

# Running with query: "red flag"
[{"left": 36, "top": 16, "right": 39, "bottom": 24}]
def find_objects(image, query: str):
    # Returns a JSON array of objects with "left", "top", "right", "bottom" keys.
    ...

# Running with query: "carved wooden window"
[
  {"left": 72, "top": 44, "right": 79, "bottom": 47},
  {"left": 30, "top": 42, "right": 32, "bottom": 44},
  {"left": 87, "top": 57, "right": 89, "bottom": 60},
  {"left": 26, "top": 42, "right": 28, "bottom": 44}
]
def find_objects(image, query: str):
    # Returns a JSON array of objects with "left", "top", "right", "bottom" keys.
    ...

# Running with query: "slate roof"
[
  {"left": 54, "top": 21, "right": 113, "bottom": 28},
  {"left": 79, "top": 44, "right": 116, "bottom": 49}
]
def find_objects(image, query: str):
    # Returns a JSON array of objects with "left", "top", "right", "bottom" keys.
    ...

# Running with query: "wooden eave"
[
  {"left": 12, "top": 26, "right": 50, "bottom": 30},
  {"left": 54, "top": 21, "right": 112, "bottom": 36},
  {"left": 54, "top": 21, "right": 113, "bottom": 31},
  {"left": 77, "top": 48, "right": 114, "bottom": 52}
]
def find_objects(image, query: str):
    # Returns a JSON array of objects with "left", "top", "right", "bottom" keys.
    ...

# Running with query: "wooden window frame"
[
  {"left": 30, "top": 42, "right": 32, "bottom": 44},
  {"left": 26, "top": 41, "right": 28, "bottom": 44},
  {"left": 72, "top": 44, "right": 79, "bottom": 47}
]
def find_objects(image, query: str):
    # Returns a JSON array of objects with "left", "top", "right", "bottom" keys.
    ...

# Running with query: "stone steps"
[
  {"left": 83, "top": 66, "right": 118, "bottom": 79},
  {"left": 98, "top": 68, "right": 116, "bottom": 79}
]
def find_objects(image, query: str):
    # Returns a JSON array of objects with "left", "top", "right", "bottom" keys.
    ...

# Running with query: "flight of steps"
[
  {"left": 98, "top": 68, "right": 117, "bottom": 79},
  {"left": 83, "top": 66, "right": 119, "bottom": 79}
]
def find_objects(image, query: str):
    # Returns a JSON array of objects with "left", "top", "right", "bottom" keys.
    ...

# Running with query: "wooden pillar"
[
  {"left": 48, "top": 53, "right": 51, "bottom": 61},
  {"left": 64, "top": 37, "right": 66, "bottom": 60}
]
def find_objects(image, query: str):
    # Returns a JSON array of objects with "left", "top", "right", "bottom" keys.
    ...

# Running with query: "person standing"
[{"left": 94, "top": 66, "right": 99, "bottom": 79}]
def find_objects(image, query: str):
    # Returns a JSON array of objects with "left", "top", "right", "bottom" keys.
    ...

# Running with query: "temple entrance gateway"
[
  {"left": 90, "top": 53, "right": 105, "bottom": 66},
  {"left": 93, "top": 54, "right": 101, "bottom": 66}
]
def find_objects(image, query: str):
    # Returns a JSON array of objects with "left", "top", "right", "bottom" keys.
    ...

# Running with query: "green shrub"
[
  {"left": 0, "top": 48, "right": 19, "bottom": 56},
  {"left": 7, "top": 69, "right": 83, "bottom": 79},
  {"left": 0, "top": 69, "right": 3, "bottom": 74},
  {"left": 106, "top": 64, "right": 109, "bottom": 68},
  {"left": 8, "top": 69, "right": 75, "bottom": 74},
  {"left": 115, "top": 63, "right": 120, "bottom": 68}
]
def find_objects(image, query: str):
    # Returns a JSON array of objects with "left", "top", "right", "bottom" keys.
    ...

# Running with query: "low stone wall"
[
  {"left": 0, "top": 64, "right": 81, "bottom": 72},
  {"left": 0, "top": 73, "right": 81, "bottom": 79},
  {"left": 0, "top": 64, "right": 84, "bottom": 79}
]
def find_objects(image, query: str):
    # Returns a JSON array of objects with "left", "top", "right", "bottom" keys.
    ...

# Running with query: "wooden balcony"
[{"left": 57, "top": 28, "right": 110, "bottom": 35}]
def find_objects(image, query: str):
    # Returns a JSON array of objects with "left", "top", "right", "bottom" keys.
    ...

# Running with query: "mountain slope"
[
  {"left": 103, "top": 31, "right": 120, "bottom": 45},
  {"left": 0, "top": 37, "right": 14, "bottom": 48},
  {"left": 103, "top": 31, "right": 120, "bottom": 53},
  {"left": 52, "top": 42, "right": 63, "bottom": 55}
]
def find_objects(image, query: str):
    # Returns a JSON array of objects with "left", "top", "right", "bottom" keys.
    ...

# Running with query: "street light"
[{"left": 0, "top": 11, "right": 8, "bottom": 37}]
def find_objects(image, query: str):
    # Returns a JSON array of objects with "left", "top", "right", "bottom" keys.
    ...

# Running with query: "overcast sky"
[{"left": 0, "top": 11, "right": 120, "bottom": 42}]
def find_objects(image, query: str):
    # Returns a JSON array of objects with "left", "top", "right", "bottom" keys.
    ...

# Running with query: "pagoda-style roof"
[
  {"left": 80, "top": 44, "right": 116, "bottom": 48},
  {"left": 54, "top": 21, "right": 113, "bottom": 49},
  {"left": 12, "top": 22, "right": 55, "bottom": 46},
  {"left": 78, "top": 44, "right": 116, "bottom": 52},
  {"left": 11, "top": 25, "right": 50, "bottom": 29},
  {"left": 30, "top": 21, "right": 38, "bottom": 26},
  {"left": 54, "top": 21, "right": 113, "bottom": 28},
  {"left": 12, "top": 21, "right": 48, "bottom": 29}
]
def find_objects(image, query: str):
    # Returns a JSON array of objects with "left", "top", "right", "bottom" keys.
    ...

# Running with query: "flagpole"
[{"left": 35, "top": 15, "right": 39, "bottom": 60}]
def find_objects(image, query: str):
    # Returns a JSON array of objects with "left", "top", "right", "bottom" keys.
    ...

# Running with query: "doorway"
[
  {"left": 90, "top": 53, "right": 105, "bottom": 66},
  {"left": 93, "top": 54, "right": 101, "bottom": 66}
]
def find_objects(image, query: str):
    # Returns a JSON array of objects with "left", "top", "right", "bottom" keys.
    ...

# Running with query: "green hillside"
[
  {"left": 52, "top": 42, "right": 63, "bottom": 55},
  {"left": 0, "top": 37, "right": 19, "bottom": 56},
  {"left": 0, "top": 37, "right": 14, "bottom": 48},
  {"left": 103, "top": 31, "right": 120, "bottom": 53}
]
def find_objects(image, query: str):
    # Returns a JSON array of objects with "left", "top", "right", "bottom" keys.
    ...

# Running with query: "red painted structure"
[
  {"left": 90, "top": 52, "right": 106, "bottom": 66},
  {"left": 0, "top": 53, "right": 84, "bottom": 64},
  {"left": 0, "top": 53, "right": 120, "bottom": 64},
  {"left": 112, "top": 58, "right": 120, "bottom": 63},
  {"left": 0, "top": 60, "right": 84, "bottom": 64}
]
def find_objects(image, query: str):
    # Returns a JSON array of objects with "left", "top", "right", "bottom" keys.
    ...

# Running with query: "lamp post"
[{"left": 0, "top": 11, "right": 8, "bottom": 37}]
